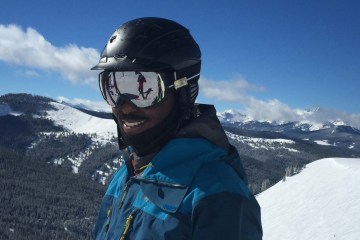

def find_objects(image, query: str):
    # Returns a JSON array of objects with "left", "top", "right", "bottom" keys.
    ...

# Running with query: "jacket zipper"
[
  {"left": 119, "top": 180, "right": 132, "bottom": 209},
  {"left": 104, "top": 178, "right": 133, "bottom": 238},
  {"left": 104, "top": 206, "right": 112, "bottom": 233},
  {"left": 119, "top": 208, "right": 139, "bottom": 240}
]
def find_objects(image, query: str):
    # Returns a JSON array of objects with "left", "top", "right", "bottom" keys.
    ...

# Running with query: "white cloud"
[
  {"left": 199, "top": 75, "right": 360, "bottom": 129},
  {"left": 15, "top": 69, "right": 41, "bottom": 78},
  {"left": 0, "top": 24, "right": 100, "bottom": 86},
  {"left": 199, "top": 76, "right": 265, "bottom": 102},
  {"left": 244, "top": 97, "right": 300, "bottom": 122},
  {"left": 199, "top": 75, "right": 299, "bottom": 121}
]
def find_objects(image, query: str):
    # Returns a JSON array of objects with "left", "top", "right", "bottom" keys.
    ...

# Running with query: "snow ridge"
[{"left": 46, "top": 102, "right": 116, "bottom": 141}]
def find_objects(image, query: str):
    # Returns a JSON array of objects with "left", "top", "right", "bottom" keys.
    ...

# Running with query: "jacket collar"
[{"left": 177, "top": 104, "right": 230, "bottom": 152}]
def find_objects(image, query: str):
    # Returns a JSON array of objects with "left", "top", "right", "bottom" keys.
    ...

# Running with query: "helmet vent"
[
  {"left": 114, "top": 54, "right": 127, "bottom": 60},
  {"left": 110, "top": 35, "right": 117, "bottom": 43}
]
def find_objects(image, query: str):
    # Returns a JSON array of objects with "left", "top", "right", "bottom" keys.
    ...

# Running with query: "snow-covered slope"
[
  {"left": 57, "top": 96, "right": 112, "bottom": 113},
  {"left": 46, "top": 102, "right": 116, "bottom": 141},
  {"left": 257, "top": 158, "right": 360, "bottom": 240}
]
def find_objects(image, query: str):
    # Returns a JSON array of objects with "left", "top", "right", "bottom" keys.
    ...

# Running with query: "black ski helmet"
[
  {"left": 92, "top": 17, "right": 202, "bottom": 152},
  {"left": 91, "top": 17, "right": 201, "bottom": 108}
]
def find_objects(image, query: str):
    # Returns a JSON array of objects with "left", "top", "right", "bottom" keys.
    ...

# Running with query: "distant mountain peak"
[
  {"left": 217, "top": 109, "right": 253, "bottom": 123},
  {"left": 332, "top": 119, "right": 346, "bottom": 126}
]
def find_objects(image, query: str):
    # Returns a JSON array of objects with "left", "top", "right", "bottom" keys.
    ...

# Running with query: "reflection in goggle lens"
[{"left": 99, "top": 71, "right": 167, "bottom": 108}]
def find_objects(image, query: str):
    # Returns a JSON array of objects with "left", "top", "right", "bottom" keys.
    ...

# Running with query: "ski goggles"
[{"left": 99, "top": 70, "right": 200, "bottom": 108}]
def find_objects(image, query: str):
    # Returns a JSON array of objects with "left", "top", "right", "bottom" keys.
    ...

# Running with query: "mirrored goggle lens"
[{"left": 99, "top": 71, "right": 167, "bottom": 108}]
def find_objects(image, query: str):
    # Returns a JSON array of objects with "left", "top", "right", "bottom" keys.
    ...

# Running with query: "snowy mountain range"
[
  {"left": 59, "top": 97, "right": 360, "bottom": 153},
  {"left": 219, "top": 108, "right": 360, "bottom": 154},
  {"left": 1, "top": 93, "right": 360, "bottom": 239},
  {"left": 2, "top": 93, "right": 360, "bottom": 187},
  {"left": 218, "top": 108, "right": 360, "bottom": 132}
]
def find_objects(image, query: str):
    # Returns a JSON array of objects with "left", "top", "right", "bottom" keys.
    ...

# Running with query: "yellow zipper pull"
[
  {"left": 105, "top": 206, "right": 112, "bottom": 233},
  {"left": 107, "top": 207, "right": 112, "bottom": 217},
  {"left": 119, "top": 212, "right": 135, "bottom": 240}
]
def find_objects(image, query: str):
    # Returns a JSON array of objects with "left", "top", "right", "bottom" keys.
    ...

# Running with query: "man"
[
  {"left": 136, "top": 72, "right": 147, "bottom": 99},
  {"left": 92, "top": 17, "right": 263, "bottom": 240}
]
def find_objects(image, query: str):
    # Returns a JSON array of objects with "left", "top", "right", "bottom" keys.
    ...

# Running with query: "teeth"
[{"left": 123, "top": 120, "right": 145, "bottom": 128}]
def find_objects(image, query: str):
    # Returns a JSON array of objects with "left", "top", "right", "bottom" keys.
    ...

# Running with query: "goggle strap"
[
  {"left": 169, "top": 72, "right": 200, "bottom": 90},
  {"left": 112, "top": 72, "right": 121, "bottom": 95},
  {"left": 106, "top": 80, "right": 117, "bottom": 106},
  {"left": 98, "top": 73, "right": 106, "bottom": 101}
]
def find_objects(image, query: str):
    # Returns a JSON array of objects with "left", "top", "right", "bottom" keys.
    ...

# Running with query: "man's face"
[{"left": 112, "top": 93, "right": 175, "bottom": 135}]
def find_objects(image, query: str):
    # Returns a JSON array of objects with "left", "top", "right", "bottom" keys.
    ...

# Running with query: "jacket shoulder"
[
  {"left": 104, "top": 165, "right": 127, "bottom": 198},
  {"left": 179, "top": 145, "right": 252, "bottom": 214}
]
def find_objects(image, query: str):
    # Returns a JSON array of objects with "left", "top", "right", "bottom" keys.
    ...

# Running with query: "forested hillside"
[
  {"left": 0, "top": 94, "right": 106, "bottom": 239},
  {"left": 0, "top": 147, "right": 105, "bottom": 239}
]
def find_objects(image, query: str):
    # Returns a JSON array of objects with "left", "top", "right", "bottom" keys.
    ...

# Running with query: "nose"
[{"left": 115, "top": 100, "right": 138, "bottom": 115}]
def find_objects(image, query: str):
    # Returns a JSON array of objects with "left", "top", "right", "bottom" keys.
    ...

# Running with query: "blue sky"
[{"left": 1, "top": 0, "right": 360, "bottom": 122}]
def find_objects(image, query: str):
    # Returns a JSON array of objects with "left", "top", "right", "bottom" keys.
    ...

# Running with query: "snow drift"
[{"left": 257, "top": 158, "right": 360, "bottom": 240}]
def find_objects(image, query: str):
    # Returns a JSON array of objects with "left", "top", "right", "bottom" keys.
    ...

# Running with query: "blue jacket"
[{"left": 93, "top": 137, "right": 263, "bottom": 239}]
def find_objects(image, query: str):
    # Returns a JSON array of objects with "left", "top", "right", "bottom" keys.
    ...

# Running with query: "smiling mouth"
[{"left": 123, "top": 120, "right": 146, "bottom": 128}]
